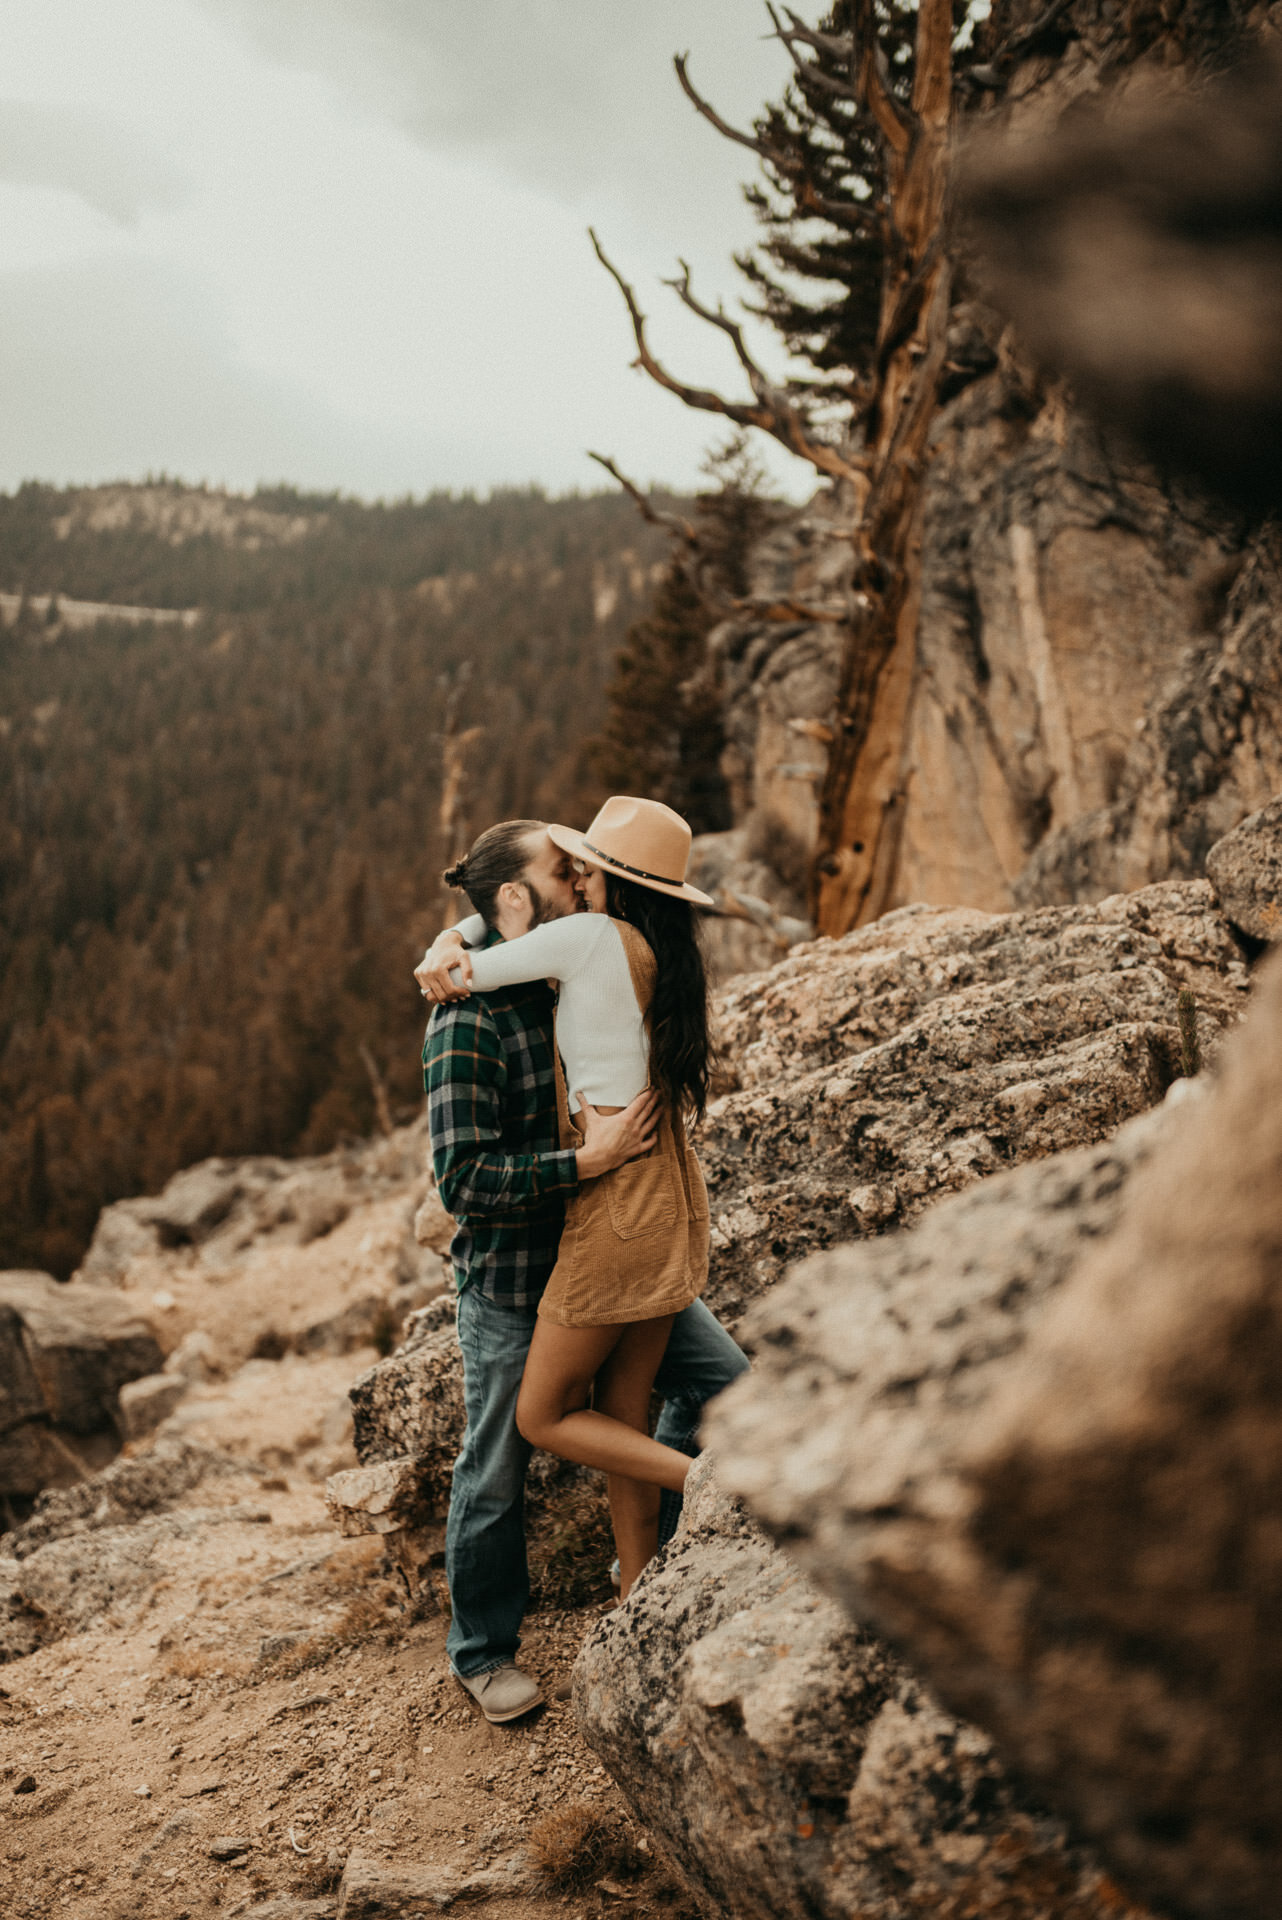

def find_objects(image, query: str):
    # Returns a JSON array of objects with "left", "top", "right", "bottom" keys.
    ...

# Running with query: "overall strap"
[
  {"left": 613, "top": 918, "right": 657, "bottom": 1027},
  {"left": 550, "top": 1005, "right": 578, "bottom": 1150}
]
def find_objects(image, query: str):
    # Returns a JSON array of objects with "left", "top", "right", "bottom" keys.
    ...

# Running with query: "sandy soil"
[{"left": 1, "top": 1339, "right": 690, "bottom": 1920}]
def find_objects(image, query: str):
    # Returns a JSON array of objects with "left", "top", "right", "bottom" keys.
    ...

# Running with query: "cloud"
[
  {"left": 0, "top": 3, "right": 815, "bottom": 500},
  {"left": 0, "top": 253, "right": 439, "bottom": 497},
  {"left": 0, "top": 101, "right": 190, "bottom": 224},
  {"left": 0, "top": 247, "right": 747, "bottom": 500},
  {"left": 194, "top": 0, "right": 791, "bottom": 263}
]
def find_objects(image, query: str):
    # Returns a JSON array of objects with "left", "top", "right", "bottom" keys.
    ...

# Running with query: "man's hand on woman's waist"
[{"left": 574, "top": 1089, "right": 661, "bottom": 1181}]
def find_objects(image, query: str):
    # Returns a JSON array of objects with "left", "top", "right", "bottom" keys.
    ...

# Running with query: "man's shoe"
[{"left": 455, "top": 1663, "right": 543, "bottom": 1724}]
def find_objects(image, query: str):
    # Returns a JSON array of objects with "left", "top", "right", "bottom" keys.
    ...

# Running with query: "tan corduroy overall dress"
[{"left": 538, "top": 920, "right": 710, "bottom": 1328}]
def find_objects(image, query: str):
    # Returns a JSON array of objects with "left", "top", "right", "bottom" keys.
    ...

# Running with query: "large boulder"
[
  {"left": 1206, "top": 793, "right": 1282, "bottom": 943},
  {"left": 707, "top": 954, "right": 1282, "bottom": 1920},
  {"left": 77, "top": 1121, "right": 443, "bottom": 1289},
  {"left": 0, "top": 1436, "right": 234, "bottom": 1659},
  {"left": 699, "top": 877, "right": 1246, "bottom": 1319},
  {"left": 0, "top": 1271, "right": 163, "bottom": 1498},
  {"left": 576, "top": 1456, "right": 1151, "bottom": 1920}
]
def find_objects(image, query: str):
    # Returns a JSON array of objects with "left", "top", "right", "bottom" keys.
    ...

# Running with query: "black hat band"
[{"left": 580, "top": 838, "right": 683, "bottom": 888}]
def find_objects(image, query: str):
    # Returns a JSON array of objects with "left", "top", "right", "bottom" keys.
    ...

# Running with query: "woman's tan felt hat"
[{"left": 548, "top": 796, "right": 714, "bottom": 907}]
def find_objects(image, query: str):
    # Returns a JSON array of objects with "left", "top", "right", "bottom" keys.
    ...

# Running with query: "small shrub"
[
  {"left": 1177, "top": 987, "right": 1201, "bottom": 1077},
  {"left": 293, "top": 1858, "right": 344, "bottom": 1897},
  {"left": 529, "top": 1805, "right": 637, "bottom": 1891},
  {"left": 332, "top": 1587, "right": 398, "bottom": 1642},
  {"left": 163, "top": 1646, "right": 247, "bottom": 1682}
]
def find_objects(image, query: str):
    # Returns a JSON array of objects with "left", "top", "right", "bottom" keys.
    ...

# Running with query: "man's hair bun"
[{"left": 442, "top": 858, "right": 468, "bottom": 889}]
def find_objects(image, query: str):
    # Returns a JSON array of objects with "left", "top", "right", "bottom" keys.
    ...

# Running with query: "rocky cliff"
[
  {"left": 703, "top": 921, "right": 1282, "bottom": 1920},
  {"left": 335, "top": 809, "right": 1272, "bottom": 1920},
  {"left": 2, "top": 802, "right": 1275, "bottom": 1918},
  {"left": 684, "top": 3, "right": 1282, "bottom": 949},
  {"left": 692, "top": 349, "right": 1278, "bottom": 945}
]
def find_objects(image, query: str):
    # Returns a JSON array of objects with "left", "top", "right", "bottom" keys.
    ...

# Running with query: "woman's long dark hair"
[{"left": 604, "top": 871, "right": 713, "bottom": 1122}]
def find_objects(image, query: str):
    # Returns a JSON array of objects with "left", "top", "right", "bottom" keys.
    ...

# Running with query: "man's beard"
[
  {"left": 524, "top": 882, "right": 586, "bottom": 927},
  {"left": 525, "top": 882, "right": 556, "bottom": 928}
]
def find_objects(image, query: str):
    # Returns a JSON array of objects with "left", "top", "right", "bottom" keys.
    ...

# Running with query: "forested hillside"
[{"left": 0, "top": 482, "right": 670, "bottom": 1274}]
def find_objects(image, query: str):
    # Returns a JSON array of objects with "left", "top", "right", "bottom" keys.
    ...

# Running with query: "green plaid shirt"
[{"left": 423, "top": 932, "right": 578, "bottom": 1308}]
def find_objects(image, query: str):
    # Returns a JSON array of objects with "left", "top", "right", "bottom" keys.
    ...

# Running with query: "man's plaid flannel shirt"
[{"left": 423, "top": 931, "right": 579, "bottom": 1309}]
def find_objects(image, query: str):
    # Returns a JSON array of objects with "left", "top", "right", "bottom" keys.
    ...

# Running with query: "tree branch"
[
  {"left": 673, "top": 52, "right": 777, "bottom": 162},
  {"left": 765, "top": 6, "right": 852, "bottom": 65},
  {"left": 587, "top": 452, "right": 696, "bottom": 546},
  {"left": 590, "top": 228, "right": 866, "bottom": 486},
  {"left": 793, "top": 176, "right": 881, "bottom": 233},
  {"left": 844, "top": 0, "right": 915, "bottom": 157},
  {"left": 733, "top": 595, "right": 848, "bottom": 623},
  {"left": 662, "top": 258, "right": 766, "bottom": 385},
  {"left": 679, "top": 64, "right": 877, "bottom": 237}
]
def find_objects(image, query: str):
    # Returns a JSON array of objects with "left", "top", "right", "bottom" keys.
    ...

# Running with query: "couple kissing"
[{"left": 415, "top": 796, "right": 747, "bottom": 1723}]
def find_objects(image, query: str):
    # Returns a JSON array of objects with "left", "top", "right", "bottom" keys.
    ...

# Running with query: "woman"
[{"left": 441, "top": 795, "right": 714, "bottom": 1597}]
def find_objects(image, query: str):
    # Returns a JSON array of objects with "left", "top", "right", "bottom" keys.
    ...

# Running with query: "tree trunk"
[{"left": 811, "top": 0, "right": 955, "bottom": 935}]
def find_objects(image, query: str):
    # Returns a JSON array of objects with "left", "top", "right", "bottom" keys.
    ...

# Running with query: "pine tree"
[{"left": 732, "top": 0, "right": 908, "bottom": 414}]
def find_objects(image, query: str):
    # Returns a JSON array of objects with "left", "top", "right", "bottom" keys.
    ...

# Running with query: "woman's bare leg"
[
  {"left": 594, "top": 1318, "right": 679, "bottom": 1596},
  {"left": 516, "top": 1317, "right": 691, "bottom": 1492}
]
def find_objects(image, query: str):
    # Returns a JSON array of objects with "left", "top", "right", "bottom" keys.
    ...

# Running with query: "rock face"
[
  {"left": 1206, "top": 792, "right": 1282, "bottom": 943},
  {"left": 0, "top": 1271, "right": 163, "bottom": 1500},
  {"left": 1, "top": 1437, "right": 232, "bottom": 1658},
  {"left": 576, "top": 1456, "right": 1149, "bottom": 1920},
  {"left": 689, "top": 362, "right": 1271, "bottom": 932},
  {"left": 699, "top": 877, "right": 1247, "bottom": 1320},
  {"left": 1016, "top": 544, "right": 1282, "bottom": 910},
  {"left": 706, "top": 954, "right": 1282, "bottom": 1920},
  {"left": 677, "top": 13, "right": 1282, "bottom": 935}
]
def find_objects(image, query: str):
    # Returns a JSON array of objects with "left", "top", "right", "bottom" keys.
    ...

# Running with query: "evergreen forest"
[{"left": 0, "top": 483, "right": 671, "bottom": 1274}]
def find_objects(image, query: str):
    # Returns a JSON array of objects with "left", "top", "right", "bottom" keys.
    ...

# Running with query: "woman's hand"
[
  {"left": 574, "top": 1090, "right": 660, "bottom": 1180},
  {"left": 415, "top": 929, "right": 472, "bottom": 1005}
]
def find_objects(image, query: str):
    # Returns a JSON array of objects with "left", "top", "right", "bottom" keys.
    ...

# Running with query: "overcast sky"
[{"left": 0, "top": 1, "right": 811, "bottom": 501}]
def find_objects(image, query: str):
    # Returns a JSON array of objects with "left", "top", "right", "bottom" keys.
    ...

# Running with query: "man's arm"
[
  {"left": 416, "top": 915, "right": 486, "bottom": 1004},
  {"left": 426, "top": 1007, "right": 576, "bottom": 1216},
  {"left": 425, "top": 1009, "right": 660, "bottom": 1217}
]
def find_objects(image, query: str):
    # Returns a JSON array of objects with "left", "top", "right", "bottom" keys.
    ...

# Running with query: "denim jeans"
[{"left": 445, "top": 1288, "right": 749, "bottom": 1678}]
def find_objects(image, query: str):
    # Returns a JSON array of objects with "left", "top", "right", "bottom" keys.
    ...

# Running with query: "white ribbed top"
[{"left": 451, "top": 913, "right": 649, "bottom": 1115}]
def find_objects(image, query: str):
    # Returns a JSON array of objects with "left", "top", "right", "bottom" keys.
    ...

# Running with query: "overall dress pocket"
[{"left": 604, "top": 1142, "right": 680, "bottom": 1240}]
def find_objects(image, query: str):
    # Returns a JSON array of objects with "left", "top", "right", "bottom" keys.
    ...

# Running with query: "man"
[{"left": 417, "top": 817, "right": 747, "bottom": 1723}]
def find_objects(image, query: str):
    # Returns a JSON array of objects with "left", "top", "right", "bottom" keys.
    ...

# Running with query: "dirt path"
[{"left": 1, "top": 1355, "right": 685, "bottom": 1919}]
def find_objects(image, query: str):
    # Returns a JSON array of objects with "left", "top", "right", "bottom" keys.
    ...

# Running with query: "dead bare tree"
[
  {"left": 436, "top": 664, "right": 483, "bottom": 928},
  {"left": 593, "top": 0, "right": 956, "bottom": 935},
  {"left": 589, "top": 229, "right": 865, "bottom": 490}
]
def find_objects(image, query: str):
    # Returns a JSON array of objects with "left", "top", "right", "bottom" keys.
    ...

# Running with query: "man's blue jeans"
[{"left": 445, "top": 1288, "right": 749, "bottom": 1678}]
